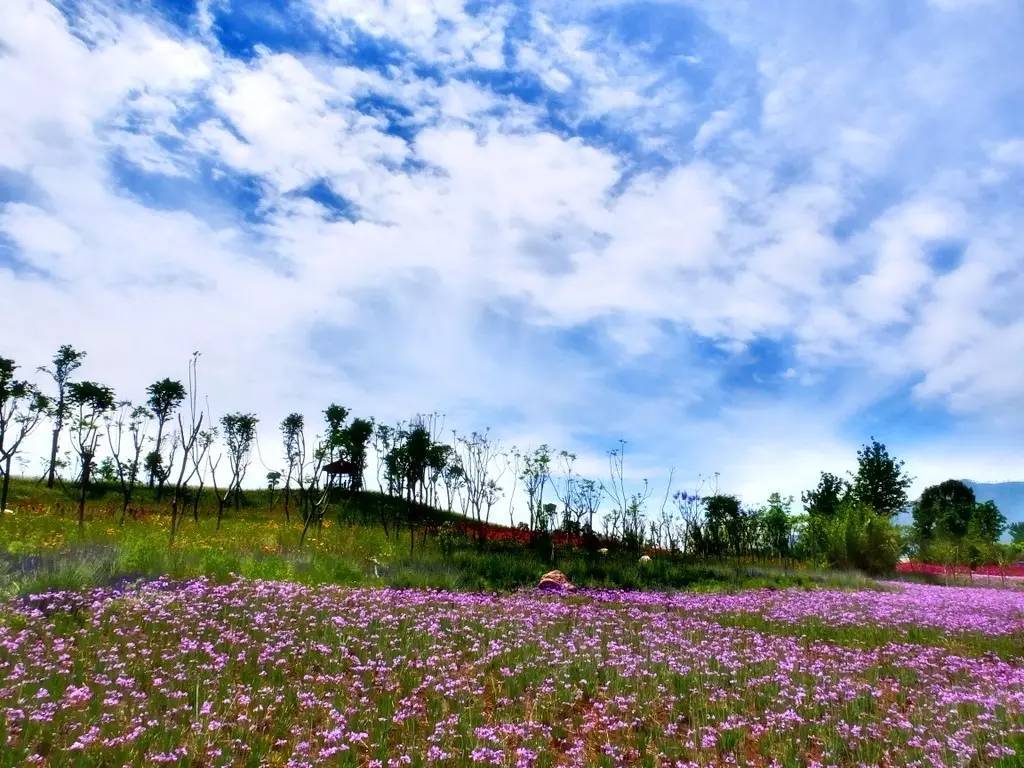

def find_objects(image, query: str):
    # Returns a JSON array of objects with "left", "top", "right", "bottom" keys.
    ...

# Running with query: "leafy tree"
[
  {"left": 913, "top": 479, "right": 975, "bottom": 543},
  {"left": 0, "top": 357, "right": 49, "bottom": 513},
  {"left": 703, "top": 494, "right": 741, "bottom": 558},
  {"left": 266, "top": 470, "right": 282, "bottom": 509},
  {"left": 280, "top": 413, "right": 304, "bottom": 522},
  {"left": 440, "top": 450, "right": 465, "bottom": 513},
  {"left": 851, "top": 438, "right": 913, "bottom": 517},
  {"left": 575, "top": 478, "right": 603, "bottom": 536},
  {"left": 341, "top": 417, "right": 374, "bottom": 492},
  {"left": 802, "top": 472, "right": 848, "bottom": 518},
  {"left": 220, "top": 412, "right": 258, "bottom": 521},
  {"left": 519, "top": 445, "right": 552, "bottom": 531},
  {"left": 39, "top": 344, "right": 86, "bottom": 487},
  {"left": 145, "top": 378, "right": 186, "bottom": 491},
  {"left": 763, "top": 492, "right": 794, "bottom": 559},
  {"left": 323, "top": 404, "right": 350, "bottom": 463},
  {"left": 970, "top": 500, "right": 1006, "bottom": 544},
  {"left": 68, "top": 380, "right": 116, "bottom": 529}
]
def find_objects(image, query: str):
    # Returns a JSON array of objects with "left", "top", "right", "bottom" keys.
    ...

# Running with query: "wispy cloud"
[{"left": 2, "top": 0, "right": 1023, "bottom": 503}]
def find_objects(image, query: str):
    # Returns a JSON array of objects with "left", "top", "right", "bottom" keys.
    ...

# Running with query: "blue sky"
[{"left": 2, "top": 0, "right": 1024, "bottom": 504}]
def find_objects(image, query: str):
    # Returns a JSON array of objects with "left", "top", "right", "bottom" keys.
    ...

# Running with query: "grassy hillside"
[{"left": 0, "top": 477, "right": 869, "bottom": 596}]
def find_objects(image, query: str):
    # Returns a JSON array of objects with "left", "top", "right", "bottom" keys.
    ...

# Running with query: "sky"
[{"left": 2, "top": 0, "right": 1023, "bottom": 508}]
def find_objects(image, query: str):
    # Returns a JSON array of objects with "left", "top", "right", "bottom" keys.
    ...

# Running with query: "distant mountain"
[{"left": 964, "top": 480, "right": 1024, "bottom": 524}]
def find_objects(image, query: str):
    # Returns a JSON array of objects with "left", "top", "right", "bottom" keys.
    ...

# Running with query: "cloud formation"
[{"left": 2, "top": 0, "right": 1023, "bottom": 505}]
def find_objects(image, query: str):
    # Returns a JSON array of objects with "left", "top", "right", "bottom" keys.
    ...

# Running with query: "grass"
[
  {"left": 0, "top": 476, "right": 867, "bottom": 596},
  {"left": 3, "top": 479, "right": 1024, "bottom": 765}
]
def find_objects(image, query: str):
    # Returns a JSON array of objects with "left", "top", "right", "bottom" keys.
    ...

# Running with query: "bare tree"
[
  {"left": 0, "top": 357, "right": 49, "bottom": 513},
  {"left": 455, "top": 429, "right": 505, "bottom": 542},
  {"left": 105, "top": 402, "right": 151, "bottom": 525},
  {"left": 189, "top": 428, "right": 215, "bottom": 523},
  {"left": 169, "top": 354, "right": 205, "bottom": 543},
  {"left": 551, "top": 450, "right": 579, "bottom": 532},
  {"left": 68, "top": 380, "right": 116, "bottom": 531},
  {"left": 504, "top": 448, "right": 520, "bottom": 527},
  {"left": 39, "top": 344, "right": 85, "bottom": 487}
]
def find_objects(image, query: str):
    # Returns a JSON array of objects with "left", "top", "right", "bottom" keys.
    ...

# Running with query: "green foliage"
[
  {"left": 68, "top": 380, "right": 116, "bottom": 413},
  {"left": 800, "top": 499, "right": 900, "bottom": 575},
  {"left": 970, "top": 500, "right": 1006, "bottom": 543},
  {"left": 851, "top": 438, "right": 913, "bottom": 518},
  {"left": 762, "top": 492, "right": 793, "bottom": 557},
  {"left": 145, "top": 378, "right": 185, "bottom": 432},
  {"left": 914, "top": 479, "right": 976, "bottom": 542},
  {"left": 801, "top": 472, "right": 849, "bottom": 518}
]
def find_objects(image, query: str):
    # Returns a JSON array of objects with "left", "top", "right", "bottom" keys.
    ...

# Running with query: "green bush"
[{"left": 800, "top": 500, "right": 899, "bottom": 575}]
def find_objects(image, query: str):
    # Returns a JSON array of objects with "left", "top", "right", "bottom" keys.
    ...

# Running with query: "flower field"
[{"left": 2, "top": 580, "right": 1024, "bottom": 767}]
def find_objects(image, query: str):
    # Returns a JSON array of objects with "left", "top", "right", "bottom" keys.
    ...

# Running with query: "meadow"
[
  {"left": 3, "top": 482, "right": 1024, "bottom": 766},
  {"left": 0, "top": 478, "right": 863, "bottom": 596},
  {"left": 3, "top": 578, "right": 1024, "bottom": 766}
]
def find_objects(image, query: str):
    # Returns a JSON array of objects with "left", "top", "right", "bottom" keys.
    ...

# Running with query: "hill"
[{"left": 965, "top": 480, "right": 1024, "bottom": 524}]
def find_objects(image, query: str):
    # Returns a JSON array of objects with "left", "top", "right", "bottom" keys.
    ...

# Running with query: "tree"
[
  {"left": 266, "top": 470, "right": 282, "bottom": 509},
  {"left": 802, "top": 472, "right": 848, "bottom": 518},
  {"left": 189, "top": 428, "right": 215, "bottom": 523},
  {"left": 519, "top": 445, "right": 551, "bottom": 531},
  {"left": 455, "top": 429, "right": 504, "bottom": 543},
  {"left": 145, "top": 378, "right": 186, "bottom": 492},
  {"left": 341, "top": 417, "right": 374, "bottom": 492},
  {"left": 851, "top": 438, "right": 913, "bottom": 517},
  {"left": 763, "top": 492, "right": 794, "bottom": 560},
  {"left": 105, "top": 402, "right": 150, "bottom": 525},
  {"left": 913, "top": 479, "right": 975, "bottom": 543},
  {"left": 169, "top": 354, "right": 206, "bottom": 542},
  {"left": 40, "top": 344, "right": 86, "bottom": 487},
  {"left": 219, "top": 412, "right": 258, "bottom": 523},
  {"left": 575, "top": 478, "right": 602, "bottom": 536},
  {"left": 703, "top": 494, "right": 740, "bottom": 558},
  {"left": 68, "top": 380, "right": 116, "bottom": 530},
  {"left": 0, "top": 357, "right": 49, "bottom": 513},
  {"left": 280, "top": 413, "right": 304, "bottom": 523},
  {"left": 800, "top": 497, "right": 900, "bottom": 574},
  {"left": 970, "top": 500, "right": 1006, "bottom": 544},
  {"left": 322, "top": 404, "right": 350, "bottom": 464}
]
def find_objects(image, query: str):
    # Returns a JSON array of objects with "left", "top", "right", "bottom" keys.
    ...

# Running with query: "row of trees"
[{"left": 0, "top": 345, "right": 1013, "bottom": 573}]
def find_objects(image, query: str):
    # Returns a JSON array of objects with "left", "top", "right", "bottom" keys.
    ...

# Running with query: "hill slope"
[{"left": 965, "top": 480, "right": 1024, "bottom": 524}]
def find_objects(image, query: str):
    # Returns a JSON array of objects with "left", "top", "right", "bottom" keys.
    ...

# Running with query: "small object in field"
[
  {"left": 538, "top": 570, "right": 574, "bottom": 591},
  {"left": 370, "top": 557, "right": 382, "bottom": 578},
  {"left": 639, "top": 554, "right": 651, "bottom": 564},
  {"left": 2, "top": 508, "right": 13, "bottom": 516},
  {"left": 597, "top": 547, "right": 609, "bottom": 556}
]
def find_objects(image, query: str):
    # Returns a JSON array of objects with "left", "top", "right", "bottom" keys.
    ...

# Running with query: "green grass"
[{"left": 0, "top": 476, "right": 864, "bottom": 596}]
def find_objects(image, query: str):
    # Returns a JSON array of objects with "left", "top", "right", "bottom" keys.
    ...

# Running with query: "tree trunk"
[
  {"left": 217, "top": 496, "right": 227, "bottom": 530},
  {"left": 77, "top": 454, "right": 91, "bottom": 532},
  {"left": 1, "top": 457, "right": 12, "bottom": 513},
  {"left": 46, "top": 422, "right": 61, "bottom": 488}
]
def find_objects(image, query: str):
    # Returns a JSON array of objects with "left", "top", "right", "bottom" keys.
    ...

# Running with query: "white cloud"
[{"left": 2, "top": 0, "right": 1024, "bottom": 507}]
